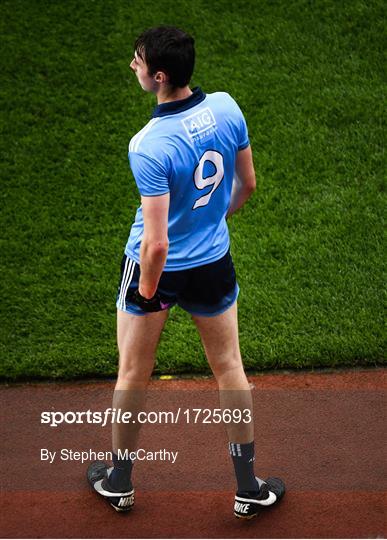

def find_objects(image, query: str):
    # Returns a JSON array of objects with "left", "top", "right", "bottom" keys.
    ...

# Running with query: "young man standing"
[{"left": 87, "top": 26, "right": 285, "bottom": 519}]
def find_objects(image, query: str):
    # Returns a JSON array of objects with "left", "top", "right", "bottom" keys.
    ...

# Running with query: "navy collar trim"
[{"left": 152, "top": 87, "right": 206, "bottom": 118}]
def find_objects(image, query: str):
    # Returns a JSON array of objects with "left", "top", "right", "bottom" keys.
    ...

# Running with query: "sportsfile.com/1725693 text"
[{"left": 40, "top": 408, "right": 253, "bottom": 427}]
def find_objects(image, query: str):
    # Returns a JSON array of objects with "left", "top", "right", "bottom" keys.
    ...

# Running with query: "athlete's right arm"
[{"left": 226, "top": 145, "right": 256, "bottom": 218}]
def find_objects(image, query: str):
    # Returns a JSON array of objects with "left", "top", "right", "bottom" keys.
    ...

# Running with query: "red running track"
[{"left": 1, "top": 368, "right": 386, "bottom": 538}]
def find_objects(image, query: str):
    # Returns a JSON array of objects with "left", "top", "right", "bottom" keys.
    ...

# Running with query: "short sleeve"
[
  {"left": 237, "top": 113, "right": 250, "bottom": 151},
  {"left": 128, "top": 152, "right": 170, "bottom": 197},
  {"left": 225, "top": 93, "right": 250, "bottom": 151}
]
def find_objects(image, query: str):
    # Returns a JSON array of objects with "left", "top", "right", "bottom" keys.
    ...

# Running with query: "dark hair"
[{"left": 134, "top": 26, "right": 195, "bottom": 88}]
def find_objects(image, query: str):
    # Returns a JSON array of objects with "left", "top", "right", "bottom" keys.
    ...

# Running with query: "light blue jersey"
[{"left": 125, "top": 87, "right": 249, "bottom": 270}]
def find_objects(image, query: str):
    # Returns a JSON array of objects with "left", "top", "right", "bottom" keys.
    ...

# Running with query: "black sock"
[
  {"left": 108, "top": 452, "right": 133, "bottom": 491},
  {"left": 229, "top": 441, "right": 261, "bottom": 493}
]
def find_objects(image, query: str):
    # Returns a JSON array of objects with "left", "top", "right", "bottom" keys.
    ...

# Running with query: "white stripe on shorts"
[
  {"left": 118, "top": 257, "right": 130, "bottom": 309},
  {"left": 118, "top": 258, "right": 135, "bottom": 310}
]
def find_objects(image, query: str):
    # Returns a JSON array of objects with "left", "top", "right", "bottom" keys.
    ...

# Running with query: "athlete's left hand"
[{"left": 132, "top": 289, "right": 171, "bottom": 312}]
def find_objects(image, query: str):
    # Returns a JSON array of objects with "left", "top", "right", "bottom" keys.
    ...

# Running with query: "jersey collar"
[{"left": 152, "top": 87, "right": 206, "bottom": 118}]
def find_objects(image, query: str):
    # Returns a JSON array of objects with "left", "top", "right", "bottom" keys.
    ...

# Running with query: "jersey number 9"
[{"left": 193, "top": 150, "right": 224, "bottom": 210}]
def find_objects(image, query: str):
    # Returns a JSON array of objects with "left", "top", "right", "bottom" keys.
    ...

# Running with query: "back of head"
[{"left": 134, "top": 26, "right": 195, "bottom": 88}]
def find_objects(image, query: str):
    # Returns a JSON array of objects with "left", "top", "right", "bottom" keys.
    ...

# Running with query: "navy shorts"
[{"left": 116, "top": 249, "right": 239, "bottom": 317}]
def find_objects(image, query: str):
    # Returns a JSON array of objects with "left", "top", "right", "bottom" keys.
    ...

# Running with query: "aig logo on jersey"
[{"left": 182, "top": 107, "right": 217, "bottom": 142}]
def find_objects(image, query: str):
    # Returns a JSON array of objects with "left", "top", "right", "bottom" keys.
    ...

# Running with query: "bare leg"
[
  {"left": 112, "top": 309, "right": 169, "bottom": 455},
  {"left": 192, "top": 302, "right": 253, "bottom": 443}
]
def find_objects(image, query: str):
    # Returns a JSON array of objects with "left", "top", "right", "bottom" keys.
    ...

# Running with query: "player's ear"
[{"left": 154, "top": 71, "right": 168, "bottom": 84}]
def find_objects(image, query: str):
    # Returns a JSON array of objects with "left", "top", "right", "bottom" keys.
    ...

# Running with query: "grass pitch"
[{"left": 1, "top": 0, "right": 385, "bottom": 379}]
